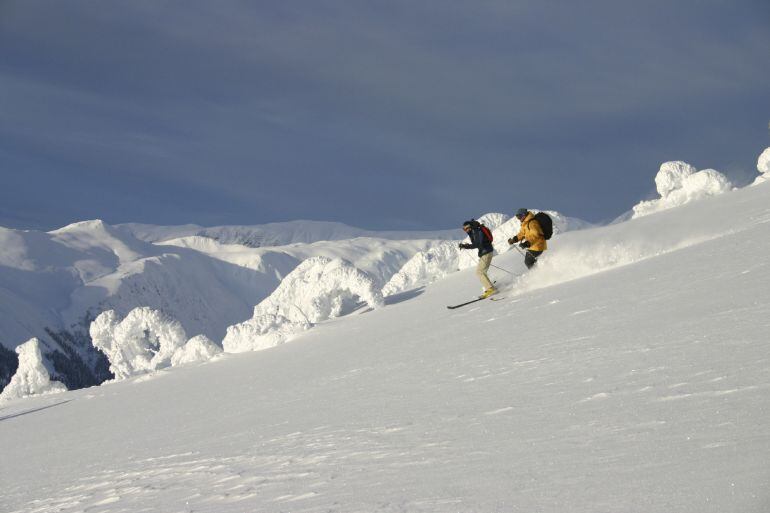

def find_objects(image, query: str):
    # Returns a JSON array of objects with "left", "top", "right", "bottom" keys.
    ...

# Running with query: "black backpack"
[{"left": 533, "top": 212, "right": 553, "bottom": 240}]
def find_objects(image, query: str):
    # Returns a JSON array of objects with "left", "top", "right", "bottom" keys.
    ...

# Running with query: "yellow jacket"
[{"left": 515, "top": 213, "right": 547, "bottom": 252}]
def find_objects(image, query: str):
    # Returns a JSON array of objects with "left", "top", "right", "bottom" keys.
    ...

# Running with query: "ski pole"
[{"left": 490, "top": 263, "right": 514, "bottom": 275}]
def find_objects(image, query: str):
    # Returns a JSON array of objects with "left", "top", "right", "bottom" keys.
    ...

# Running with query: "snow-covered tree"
[
  {"left": 170, "top": 335, "right": 222, "bottom": 367},
  {"left": 0, "top": 338, "right": 67, "bottom": 402},
  {"left": 90, "top": 307, "right": 188, "bottom": 379},
  {"left": 632, "top": 161, "right": 732, "bottom": 218},
  {"left": 382, "top": 241, "right": 461, "bottom": 297},
  {"left": 752, "top": 147, "right": 770, "bottom": 186},
  {"left": 223, "top": 257, "right": 384, "bottom": 353},
  {"left": 654, "top": 161, "right": 697, "bottom": 196}
]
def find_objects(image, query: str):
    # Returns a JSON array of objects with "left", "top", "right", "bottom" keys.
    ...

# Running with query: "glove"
[
  {"left": 519, "top": 240, "right": 531, "bottom": 249},
  {"left": 507, "top": 236, "right": 519, "bottom": 245},
  {"left": 458, "top": 243, "right": 471, "bottom": 249}
]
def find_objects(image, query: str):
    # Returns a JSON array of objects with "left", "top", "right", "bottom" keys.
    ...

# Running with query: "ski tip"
[{"left": 446, "top": 297, "right": 487, "bottom": 309}]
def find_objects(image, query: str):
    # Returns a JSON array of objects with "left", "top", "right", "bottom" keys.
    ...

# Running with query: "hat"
[
  {"left": 462, "top": 220, "right": 475, "bottom": 229},
  {"left": 515, "top": 208, "right": 529, "bottom": 219}
]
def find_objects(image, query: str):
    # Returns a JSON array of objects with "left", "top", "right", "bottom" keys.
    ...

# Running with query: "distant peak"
[{"left": 51, "top": 219, "right": 109, "bottom": 233}]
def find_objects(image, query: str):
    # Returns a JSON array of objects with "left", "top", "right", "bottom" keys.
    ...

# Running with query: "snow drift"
[
  {"left": 0, "top": 338, "right": 67, "bottom": 402},
  {"left": 223, "top": 257, "right": 384, "bottom": 353},
  {"left": 632, "top": 161, "right": 732, "bottom": 218}
]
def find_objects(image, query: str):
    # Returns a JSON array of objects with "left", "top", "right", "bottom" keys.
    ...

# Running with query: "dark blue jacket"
[{"left": 463, "top": 226, "right": 494, "bottom": 257}]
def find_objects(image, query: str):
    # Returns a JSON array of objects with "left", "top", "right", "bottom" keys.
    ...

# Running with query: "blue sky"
[{"left": 1, "top": 1, "right": 769, "bottom": 230}]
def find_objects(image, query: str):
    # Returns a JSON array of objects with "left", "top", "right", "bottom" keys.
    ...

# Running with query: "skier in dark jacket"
[{"left": 458, "top": 220, "right": 498, "bottom": 298}]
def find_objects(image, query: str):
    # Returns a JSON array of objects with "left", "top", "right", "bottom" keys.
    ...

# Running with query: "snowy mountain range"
[
  {"left": 1, "top": 151, "right": 769, "bottom": 512},
  {"left": 117, "top": 220, "right": 459, "bottom": 246},
  {"left": 0, "top": 220, "right": 459, "bottom": 391}
]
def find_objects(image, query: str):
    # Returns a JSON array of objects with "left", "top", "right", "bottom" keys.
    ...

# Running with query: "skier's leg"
[
  {"left": 476, "top": 253, "right": 494, "bottom": 289},
  {"left": 524, "top": 250, "right": 543, "bottom": 269}
]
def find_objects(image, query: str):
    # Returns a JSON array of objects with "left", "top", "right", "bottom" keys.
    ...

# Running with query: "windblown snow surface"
[{"left": 1, "top": 179, "right": 769, "bottom": 512}]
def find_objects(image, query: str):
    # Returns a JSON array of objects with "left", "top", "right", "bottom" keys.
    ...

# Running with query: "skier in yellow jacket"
[{"left": 507, "top": 208, "right": 547, "bottom": 269}]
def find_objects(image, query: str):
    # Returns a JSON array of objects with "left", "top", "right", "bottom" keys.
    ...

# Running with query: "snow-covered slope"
[{"left": 2, "top": 182, "right": 769, "bottom": 512}]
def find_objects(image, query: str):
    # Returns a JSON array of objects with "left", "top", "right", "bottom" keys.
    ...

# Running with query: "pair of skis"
[{"left": 446, "top": 295, "right": 505, "bottom": 309}]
